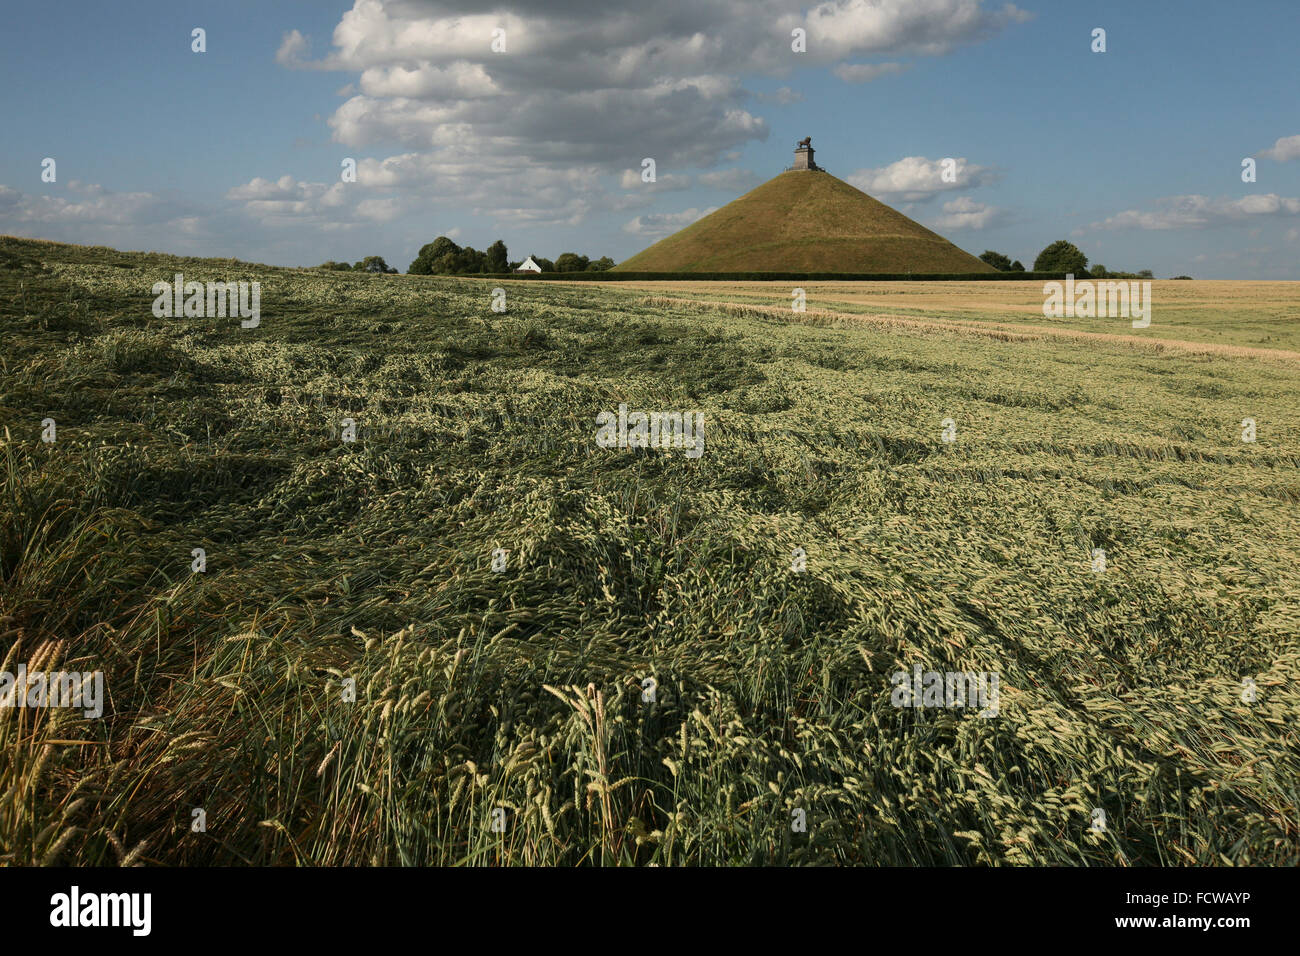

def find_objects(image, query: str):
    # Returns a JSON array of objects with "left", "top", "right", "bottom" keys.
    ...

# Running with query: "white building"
[{"left": 515, "top": 255, "right": 543, "bottom": 273}]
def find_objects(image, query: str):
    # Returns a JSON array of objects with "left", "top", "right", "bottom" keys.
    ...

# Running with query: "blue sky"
[{"left": 2, "top": 0, "right": 1298, "bottom": 276}]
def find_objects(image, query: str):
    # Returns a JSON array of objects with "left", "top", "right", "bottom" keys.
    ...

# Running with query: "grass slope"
[
  {"left": 613, "top": 171, "right": 998, "bottom": 274},
  {"left": 1, "top": 236, "right": 1297, "bottom": 866}
]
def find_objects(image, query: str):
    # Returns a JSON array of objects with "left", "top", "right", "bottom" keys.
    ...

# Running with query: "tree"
[
  {"left": 1009, "top": 260, "right": 1025, "bottom": 272},
  {"left": 485, "top": 240, "right": 509, "bottom": 273},
  {"left": 1033, "top": 240, "right": 1088, "bottom": 275},
  {"left": 1091, "top": 264, "right": 1108, "bottom": 279},
  {"left": 424, "top": 237, "right": 461, "bottom": 262},
  {"left": 554, "top": 252, "right": 590, "bottom": 272},
  {"left": 587, "top": 256, "right": 616, "bottom": 271},
  {"left": 456, "top": 246, "right": 488, "bottom": 273},
  {"left": 356, "top": 255, "right": 394, "bottom": 273},
  {"left": 1138, "top": 269, "right": 1153, "bottom": 279},
  {"left": 530, "top": 255, "right": 556, "bottom": 273},
  {"left": 408, "top": 236, "right": 462, "bottom": 274},
  {"left": 409, "top": 236, "right": 511, "bottom": 274},
  {"left": 317, "top": 260, "right": 352, "bottom": 270},
  {"left": 979, "top": 250, "right": 1013, "bottom": 271}
]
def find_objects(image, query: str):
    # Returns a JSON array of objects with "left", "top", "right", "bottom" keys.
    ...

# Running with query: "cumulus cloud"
[
  {"left": 619, "top": 170, "right": 691, "bottom": 191},
  {"left": 264, "top": 0, "right": 1027, "bottom": 226},
  {"left": 358, "top": 61, "right": 501, "bottom": 99},
  {"left": 697, "top": 168, "right": 762, "bottom": 191},
  {"left": 225, "top": 175, "right": 308, "bottom": 201},
  {"left": 65, "top": 180, "right": 107, "bottom": 197},
  {"left": 276, "top": 29, "right": 313, "bottom": 67},
  {"left": 756, "top": 87, "right": 804, "bottom": 104},
  {"left": 226, "top": 177, "right": 352, "bottom": 219},
  {"left": 305, "top": 0, "right": 1029, "bottom": 76},
  {"left": 1260, "top": 134, "right": 1300, "bottom": 162},
  {"left": 1091, "top": 194, "right": 1300, "bottom": 231},
  {"left": 224, "top": 163, "right": 595, "bottom": 232},
  {"left": 847, "top": 155, "right": 998, "bottom": 201},
  {"left": 355, "top": 197, "right": 405, "bottom": 221},
  {"left": 0, "top": 182, "right": 228, "bottom": 256},
  {"left": 0, "top": 182, "right": 183, "bottom": 226},
  {"left": 929, "top": 196, "right": 1002, "bottom": 230},
  {"left": 833, "top": 62, "right": 908, "bottom": 83},
  {"left": 225, "top": 173, "right": 413, "bottom": 228},
  {"left": 623, "top": 206, "right": 717, "bottom": 237},
  {"left": 799, "top": 0, "right": 1032, "bottom": 58}
]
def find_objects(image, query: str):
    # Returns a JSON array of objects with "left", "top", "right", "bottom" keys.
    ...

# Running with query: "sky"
[{"left": 2, "top": 0, "right": 1298, "bottom": 277}]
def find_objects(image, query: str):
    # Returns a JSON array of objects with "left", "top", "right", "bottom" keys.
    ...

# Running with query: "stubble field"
[{"left": 567, "top": 277, "right": 1300, "bottom": 353}]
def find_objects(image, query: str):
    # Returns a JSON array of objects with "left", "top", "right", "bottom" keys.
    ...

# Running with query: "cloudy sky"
[{"left": 2, "top": 0, "right": 1298, "bottom": 276}]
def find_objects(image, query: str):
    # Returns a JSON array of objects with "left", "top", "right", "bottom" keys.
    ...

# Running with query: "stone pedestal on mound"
[{"left": 792, "top": 145, "right": 819, "bottom": 171}]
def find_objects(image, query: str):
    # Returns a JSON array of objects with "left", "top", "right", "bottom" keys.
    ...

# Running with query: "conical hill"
[{"left": 613, "top": 169, "right": 995, "bottom": 274}]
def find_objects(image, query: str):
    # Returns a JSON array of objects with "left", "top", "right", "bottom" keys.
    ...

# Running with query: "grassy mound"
[{"left": 613, "top": 171, "right": 997, "bottom": 274}]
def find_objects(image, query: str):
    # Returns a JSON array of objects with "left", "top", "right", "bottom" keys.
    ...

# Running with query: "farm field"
[
  {"left": 1, "top": 235, "right": 1298, "bottom": 866},
  {"left": 558, "top": 278, "right": 1300, "bottom": 353}
]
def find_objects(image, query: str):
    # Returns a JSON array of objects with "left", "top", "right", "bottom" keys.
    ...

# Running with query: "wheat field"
[
  {"left": 564, "top": 278, "right": 1300, "bottom": 353},
  {"left": 1, "top": 236, "right": 1297, "bottom": 866}
]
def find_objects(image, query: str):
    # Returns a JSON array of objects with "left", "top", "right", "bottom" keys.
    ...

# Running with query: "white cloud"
[
  {"left": 697, "top": 168, "right": 762, "bottom": 191},
  {"left": 756, "top": 87, "right": 804, "bottom": 104},
  {"left": 1091, "top": 194, "right": 1300, "bottom": 231},
  {"left": 225, "top": 174, "right": 403, "bottom": 227},
  {"left": 65, "top": 180, "right": 107, "bottom": 197},
  {"left": 623, "top": 206, "right": 717, "bottom": 236},
  {"left": 0, "top": 183, "right": 227, "bottom": 256},
  {"left": 358, "top": 61, "right": 501, "bottom": 99},
  {"left": 929, "top": 196, "right": 1001, "bottom": 230},
  {"left": 275, "top": 29, "right": 312, "bottom": 66},
  {"left": 225, "top": 175, "right": 305, "bottom": 201},
  {"left": 1260, "top": 134, "right": 1300, "bottom": 162},
  {"left": 800, "top": 0, "right": 1032, "bottom": 58},
  {"left": 0, "top": 182, "right": 181, "bottom": 225},
  {"left": 619, "top": 170, "right": 691, "bottom": 191},
  {"left": 847, "top": 155, "right": 998, "bottom": 201},
  {"left": 355, "top": 197, "right": 405, "bottom": 221},
  {"left": 263, "top": 0, "right": 1028, "bottom": 226},
  {"left": 309, "top": 1, "right": 1029, "bottom": 75},
  {"left": 833, "top": 62, "right": 908, "bottom": 83}
]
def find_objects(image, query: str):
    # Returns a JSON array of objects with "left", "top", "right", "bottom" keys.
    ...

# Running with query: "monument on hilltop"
[
  {"left": 792, "top": 137, "right": 819, "bottom": 171},
  {"left": 613, "top": 138, "right": 996, "bottom": 274}
]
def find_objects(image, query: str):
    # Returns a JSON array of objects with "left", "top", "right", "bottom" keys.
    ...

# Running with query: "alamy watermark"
[
  {"left": 1043, "top": 274, "right": 1151, "bottom": 328},
  {"left": 0, "top": 664, "right": 104, "bottom": 718},
  {"left": 50, "top": 886, "right": 150, "bottom": 936},
  {"left": 891, "top": 666, "right": 999, "bottom": 717},
  {"left": 151, "top": 273, "right": 260, "bottom": 327},
  {"left": 595, "top": 403, "right": 704, "bottom": 458}
]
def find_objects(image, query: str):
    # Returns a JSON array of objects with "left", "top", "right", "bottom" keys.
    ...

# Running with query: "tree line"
[
  {"left": 316, "top": 256, "right": 398, "bottom": 273},
  {"left": 980, "top": 241, "right": 1157, "bottom": 279},
  {"left": 408, "top": 237, "right": 615, "bottom": 275},
  {"left": 314, "top": 238, "right": 616, "bottom": 276},
  {"left": 318, "top": 238, "right": 1167, "bottom": 280}
]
